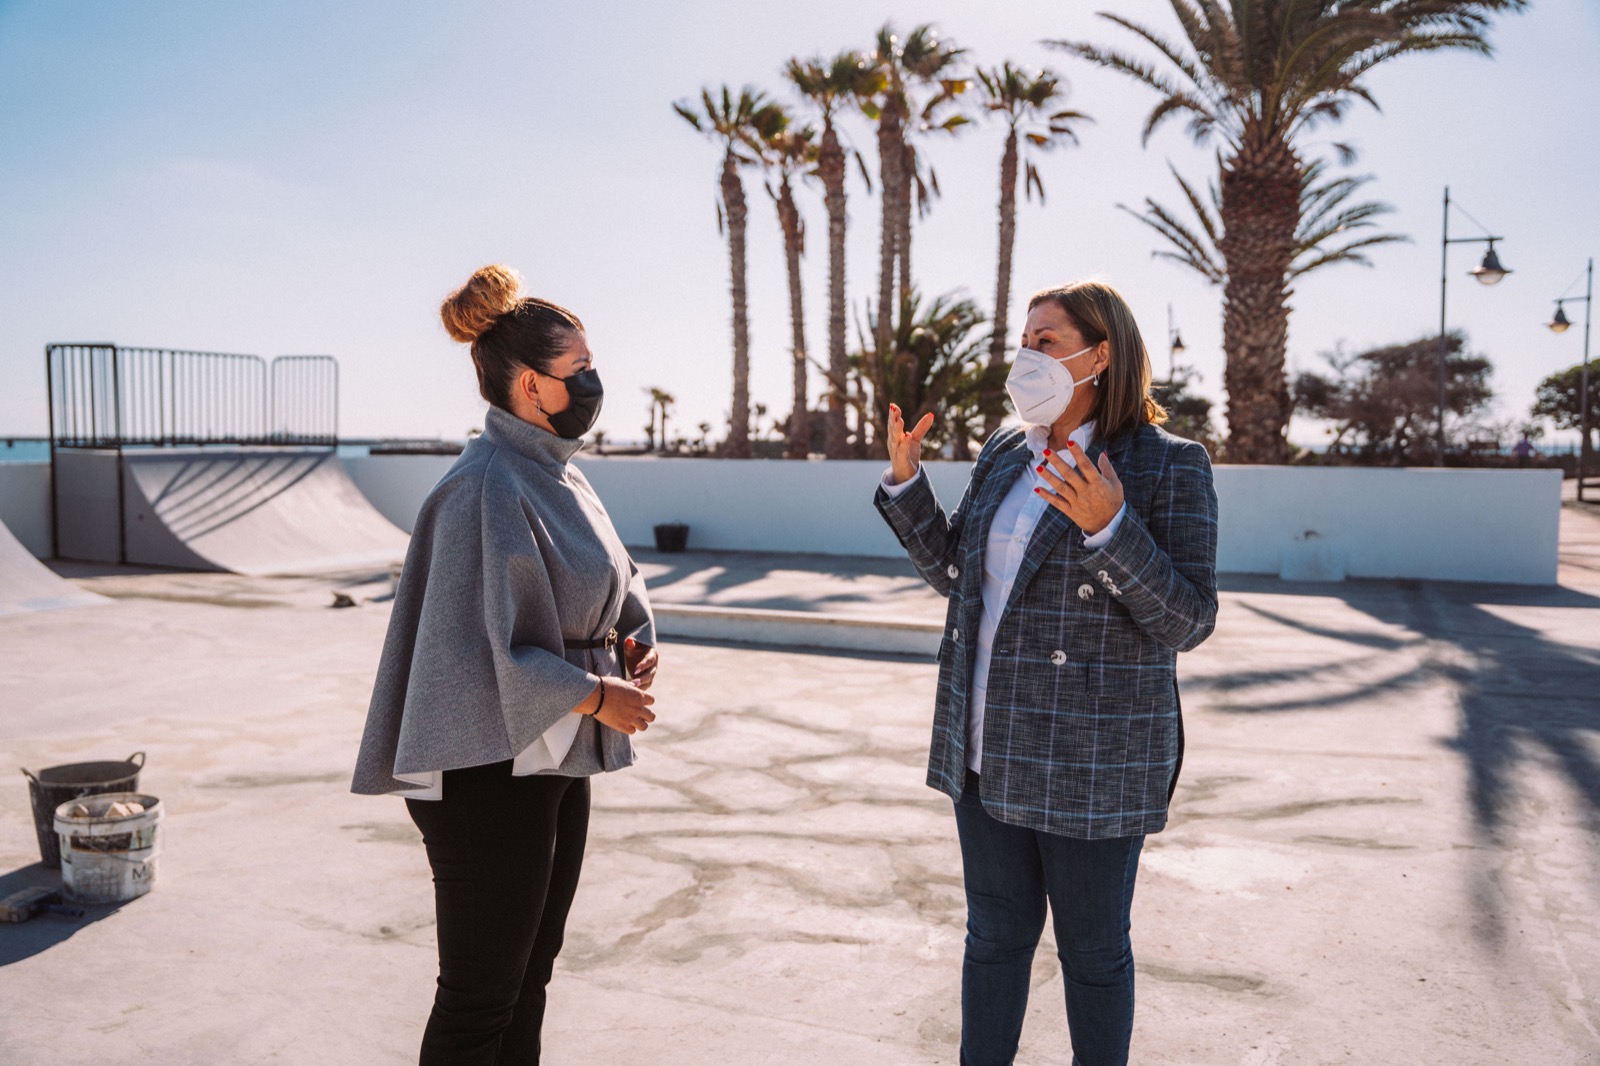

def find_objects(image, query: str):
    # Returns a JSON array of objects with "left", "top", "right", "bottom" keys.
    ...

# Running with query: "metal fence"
[
  {"left": 269, "top": 356, "right": 339, "bottom": 446},
  {"left": 46, "top": 345, "right": 338, "bottom": 448}
]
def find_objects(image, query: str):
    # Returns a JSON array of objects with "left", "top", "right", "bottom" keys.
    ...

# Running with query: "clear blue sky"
[{"left": 2, "top": 0, "right": 1595, "bottom": 449}]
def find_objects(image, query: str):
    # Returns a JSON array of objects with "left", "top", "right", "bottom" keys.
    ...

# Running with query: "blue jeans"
[{"left": 953, "top": 770, "right": 1144, "bottom": 1066}]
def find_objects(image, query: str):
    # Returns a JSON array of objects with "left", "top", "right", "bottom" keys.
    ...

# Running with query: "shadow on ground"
[{"left": 0, "top": 863, "right": 129, "bottom": 966}]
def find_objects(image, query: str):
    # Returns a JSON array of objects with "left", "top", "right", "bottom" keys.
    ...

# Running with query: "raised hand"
[
  {"left": 1034, "top": 440, "right": 1125, "bottom": 536},
  {"left": 887, "top": 403, "right": 937, "bottom": 486}
]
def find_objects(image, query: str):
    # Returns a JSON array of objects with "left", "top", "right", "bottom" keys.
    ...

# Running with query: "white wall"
[
  {"left": 0, "top": 462, "right": 51, "bottom": 557},
  {"left": 19, "top": 454, "right": 1567, "bottom": 584},
  {"left": 341, "top": 455, "right": 459, "bottom": 534},
  {"left": 1211, "top": 466, "right": 1561, "bottom": 584}
]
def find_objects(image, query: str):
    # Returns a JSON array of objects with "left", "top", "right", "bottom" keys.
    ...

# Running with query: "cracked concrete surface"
[{"left": 0, "top": 505, "right": 1597, "bottom": 1063}]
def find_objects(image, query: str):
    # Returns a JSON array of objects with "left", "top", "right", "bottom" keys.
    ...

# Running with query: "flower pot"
[{"left": 652, "top": 523, "right": 689, "bottom": 553}]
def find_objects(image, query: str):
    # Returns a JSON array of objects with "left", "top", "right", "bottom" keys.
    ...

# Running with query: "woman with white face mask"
[{"left": 874, "top": 280, "right": 1219, "bottom": 1066}]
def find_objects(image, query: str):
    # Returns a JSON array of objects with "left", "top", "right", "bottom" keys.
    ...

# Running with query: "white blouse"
[{"left": 394, "top": 715, "right": 583, "bottom": 800}]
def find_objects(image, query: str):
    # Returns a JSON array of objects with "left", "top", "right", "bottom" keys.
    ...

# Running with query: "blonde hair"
[
  {"left": 439, "top": 264, "right": 585, "bottom": 409},
  {"left": 441, "top": 264, "right": 524, "bottom": 343},
  {"left": 1027, "top": 280, "right": 1168, "bottom": 442}
]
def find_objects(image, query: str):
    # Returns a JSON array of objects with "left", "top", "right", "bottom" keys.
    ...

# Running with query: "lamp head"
[
  {"left": 1471, "top": 242, "right": 1510, "bottom": 286},
  {"left": 1548, "top": 303, "right": 1573, "bottom": 334},
  {"left": 1170, "top": 330, "right": 1186, "bottom": 355}
]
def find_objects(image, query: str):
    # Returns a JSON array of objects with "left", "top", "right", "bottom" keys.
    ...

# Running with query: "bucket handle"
[{"left": 20, "top": 751, "right": 144, "bottom": 784}]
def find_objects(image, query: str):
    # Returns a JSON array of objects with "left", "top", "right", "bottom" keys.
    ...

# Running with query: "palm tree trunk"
[
  {"left": 896, "top": 138, "right": 915, "bottom": 312},
  {"left": 722, "top": 151, "right": 752, "bottom": 459},
  {"left": 820, "top": 123, "right": 850, "bottom": 460},
  {"left": 984, "top": 128, "right": 1020, "bottom": 440},
  {"left": 875, "top": 111, "right": 903, "bottom": 386},
  {"left": 776, "top": 174, "right": 810, "bottom": 459},
  {"left": 1216, "top": 129, "right": 1299, "bottom": 465}
]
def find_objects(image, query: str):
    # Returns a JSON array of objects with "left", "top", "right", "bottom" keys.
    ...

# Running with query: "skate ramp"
[
  {"left": 0, "top": 518, "right": 105, "bottom": 617},
  {"left": 121, "top": 450, "right": 409, "bottom": 576}
]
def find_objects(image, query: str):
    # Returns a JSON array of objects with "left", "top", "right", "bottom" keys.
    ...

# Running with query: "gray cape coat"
[{"left": 351, "top": 406, "right": 654, "bottom": 795}]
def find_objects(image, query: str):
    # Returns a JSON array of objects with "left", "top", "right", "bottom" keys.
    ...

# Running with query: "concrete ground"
[{"left": 1, "top": 507, "right": 1598, "bottom": 1064}]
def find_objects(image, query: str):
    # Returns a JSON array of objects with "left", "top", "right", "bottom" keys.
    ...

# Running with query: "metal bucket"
[{"left": 21, "top": 752, "right": 145, "bottom": 869}]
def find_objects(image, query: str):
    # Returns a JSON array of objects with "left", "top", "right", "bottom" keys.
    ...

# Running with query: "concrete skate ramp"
[
  {"left": 121, "top": 449, "right": 409, "bottom": 576},
  {"left": 0, "top": 518, "right": 105, "bottom": 617}
]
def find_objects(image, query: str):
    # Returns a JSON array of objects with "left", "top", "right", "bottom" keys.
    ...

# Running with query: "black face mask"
[{"left": 545, "top": 368, "right": 604, "bottom": 439}]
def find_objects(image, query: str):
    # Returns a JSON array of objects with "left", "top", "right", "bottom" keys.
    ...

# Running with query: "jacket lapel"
[
  {"left": 1000, "top": 426, "right": 1141, "bottom": 618},
  {"left": 962, "top": 442, "right": 1033, "bottom": 575}
]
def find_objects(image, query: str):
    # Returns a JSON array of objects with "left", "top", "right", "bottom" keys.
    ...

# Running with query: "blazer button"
[
  {"left": 1050, "top": 650, "right": 1067, "bottom": 666},
  {"left": 952, "top": 628, "right": 960, "bottom": 642},
  {"left": 1077, "top": 583, "right": 1095, "bottom": 600},
  {"left": 947, "top": 564, "right": 960, "bottom": 579}
]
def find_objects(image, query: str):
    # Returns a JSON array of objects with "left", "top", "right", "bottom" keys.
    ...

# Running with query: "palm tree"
[
  {"left": 760, "top": 120, "right": 819, "bottom": 459},
  {"left": 674, "top": 86, "right": 788, "bottom": 458},
  {"left": 787, "top": 52, "right": 882, "bottom": 459},
  {"left": 1125, "top": 159, "right": 1406, "bottom": 288},
  {"left": 855, "top": 290, "right": 1006, "bottom": 457},
  {"left": 1050, "top": 0, "right": 1527, "bottom": 463},
  {"left": 975, "top": 62, "right": 1091, "bottom": 439},
  {"left": 864, "top": 24, "right": 969, "bottom": 365},
  {"left": 644, "top": 387, "right": 676, "bottom": 452}
]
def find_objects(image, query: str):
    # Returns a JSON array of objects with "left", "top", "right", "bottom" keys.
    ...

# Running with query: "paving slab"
[{"left": 0, "top": 511, "right": 1596, "bottom": 1064}]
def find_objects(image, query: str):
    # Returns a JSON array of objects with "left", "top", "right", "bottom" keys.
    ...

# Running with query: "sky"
[{"left": 2, "top": 0, "right": 1597, "bottom": 450}]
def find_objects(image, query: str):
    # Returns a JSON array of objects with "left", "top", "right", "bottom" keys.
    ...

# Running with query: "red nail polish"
[{"left": 1043, "top": 449, "right": 1052, "bottom": 457}]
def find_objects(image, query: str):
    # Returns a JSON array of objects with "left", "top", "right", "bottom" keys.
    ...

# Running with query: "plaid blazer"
[{"left": 875, "top": 423, "right": 1218, "bottom": 839}]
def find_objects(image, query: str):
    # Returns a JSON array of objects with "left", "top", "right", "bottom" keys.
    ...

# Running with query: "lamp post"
[
  {"left": 1438, "top": 186, "right": 1512, "bottom": 467},
  {"left": 1166, "top": 304, "right": 1186, "bottom": 386},
  {"left": 1547, "top": 258, "right": 1593, "bottom": 502}
]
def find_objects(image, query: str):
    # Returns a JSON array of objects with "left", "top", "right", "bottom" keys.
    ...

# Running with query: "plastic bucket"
[
  {"left": 21, "top": 752, "right": 145, "bottom": 869},
  {"left": 54, "top": 791, "right": 162, "bottom": 904}
]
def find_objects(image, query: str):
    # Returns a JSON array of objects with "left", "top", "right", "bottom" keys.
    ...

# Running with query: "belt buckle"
[{"left": 603, "top": 627, "right": 619, "bottom": 649}]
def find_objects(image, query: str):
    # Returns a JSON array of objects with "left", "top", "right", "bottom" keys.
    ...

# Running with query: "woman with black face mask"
[{"left": 352, "top": 264, "right": 660, "bottom": 1065}]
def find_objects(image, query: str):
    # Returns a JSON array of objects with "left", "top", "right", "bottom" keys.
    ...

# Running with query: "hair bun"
[{"left": 441, "top": 264, "right": 524, "bottom": 343}]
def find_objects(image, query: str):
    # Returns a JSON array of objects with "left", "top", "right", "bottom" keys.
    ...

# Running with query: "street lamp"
[
  {"left": 1166, "top": 304, "right": 1186, "bottom": 386},
  {"left": 1438, "top": 187, "right": 1512, "bottom": 466},
  {"left": 1546, "top": 259, "right": 1593, "bottom": 502}
]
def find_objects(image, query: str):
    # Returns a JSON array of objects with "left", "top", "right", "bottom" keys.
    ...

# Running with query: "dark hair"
[
  {"left": 1027, "top": 280, "right": 1168, "bottom": 442},
  {"left": 439, "top": 264, "right": 584, "bottom": 409}
]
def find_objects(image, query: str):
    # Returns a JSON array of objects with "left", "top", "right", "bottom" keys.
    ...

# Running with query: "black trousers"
[{"left": 406, "top": 762, "right": 590, "bottom": 1066}]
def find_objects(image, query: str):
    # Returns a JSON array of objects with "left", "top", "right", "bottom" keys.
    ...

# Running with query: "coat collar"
[{"left": 482, "top": 405, "right": 585, "bottom": 470}]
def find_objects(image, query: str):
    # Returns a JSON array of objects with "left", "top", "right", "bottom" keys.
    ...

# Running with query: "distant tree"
[
  {"left": 863, "top": 23, "right": 969, "bottom": 362},
  {"left": 675, "top": 86, "right": 789, "bottom": 458},
  {"left": 1532, "top": 363, "right": 1600, "bottom": 456},
  {"left": 975, "top": 62, "right": 1090, "bottom": 439},
  {"left": 787, "top": 52, "right": 881, "bottom": 459},
  {"left": 1053, "top": 0, "right": 1527, "bottom": 463},
  {"left": 1151, "top": 368, "right": 1219, "bottom": 453},
  {"left": 759, "top": 119, "right": 819, "bottom": 459},
  {"left": 696, "top": 421, "right": 713, "bottom": 454},
  {"left": 856, "top": 290, "right": 1007, "bottom": 457},
  {"left": 645, "top": 387, "right": 676, "bottom": 452},
  {"left": 1294, "top": 332, "right": 1493, "bottom": 465}
]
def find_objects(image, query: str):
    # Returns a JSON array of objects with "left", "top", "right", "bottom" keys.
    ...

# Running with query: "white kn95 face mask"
[{"left": 1004, "top": 345, "right": 1097, "bottom": 425}]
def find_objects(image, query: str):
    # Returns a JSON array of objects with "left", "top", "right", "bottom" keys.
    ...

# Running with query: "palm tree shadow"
[
  {"left": 0, "top": 863, "right": 130, "bottom": 966},
  {"left": 1207, "top": 576, "right": 1600, "bottom": 948}
]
